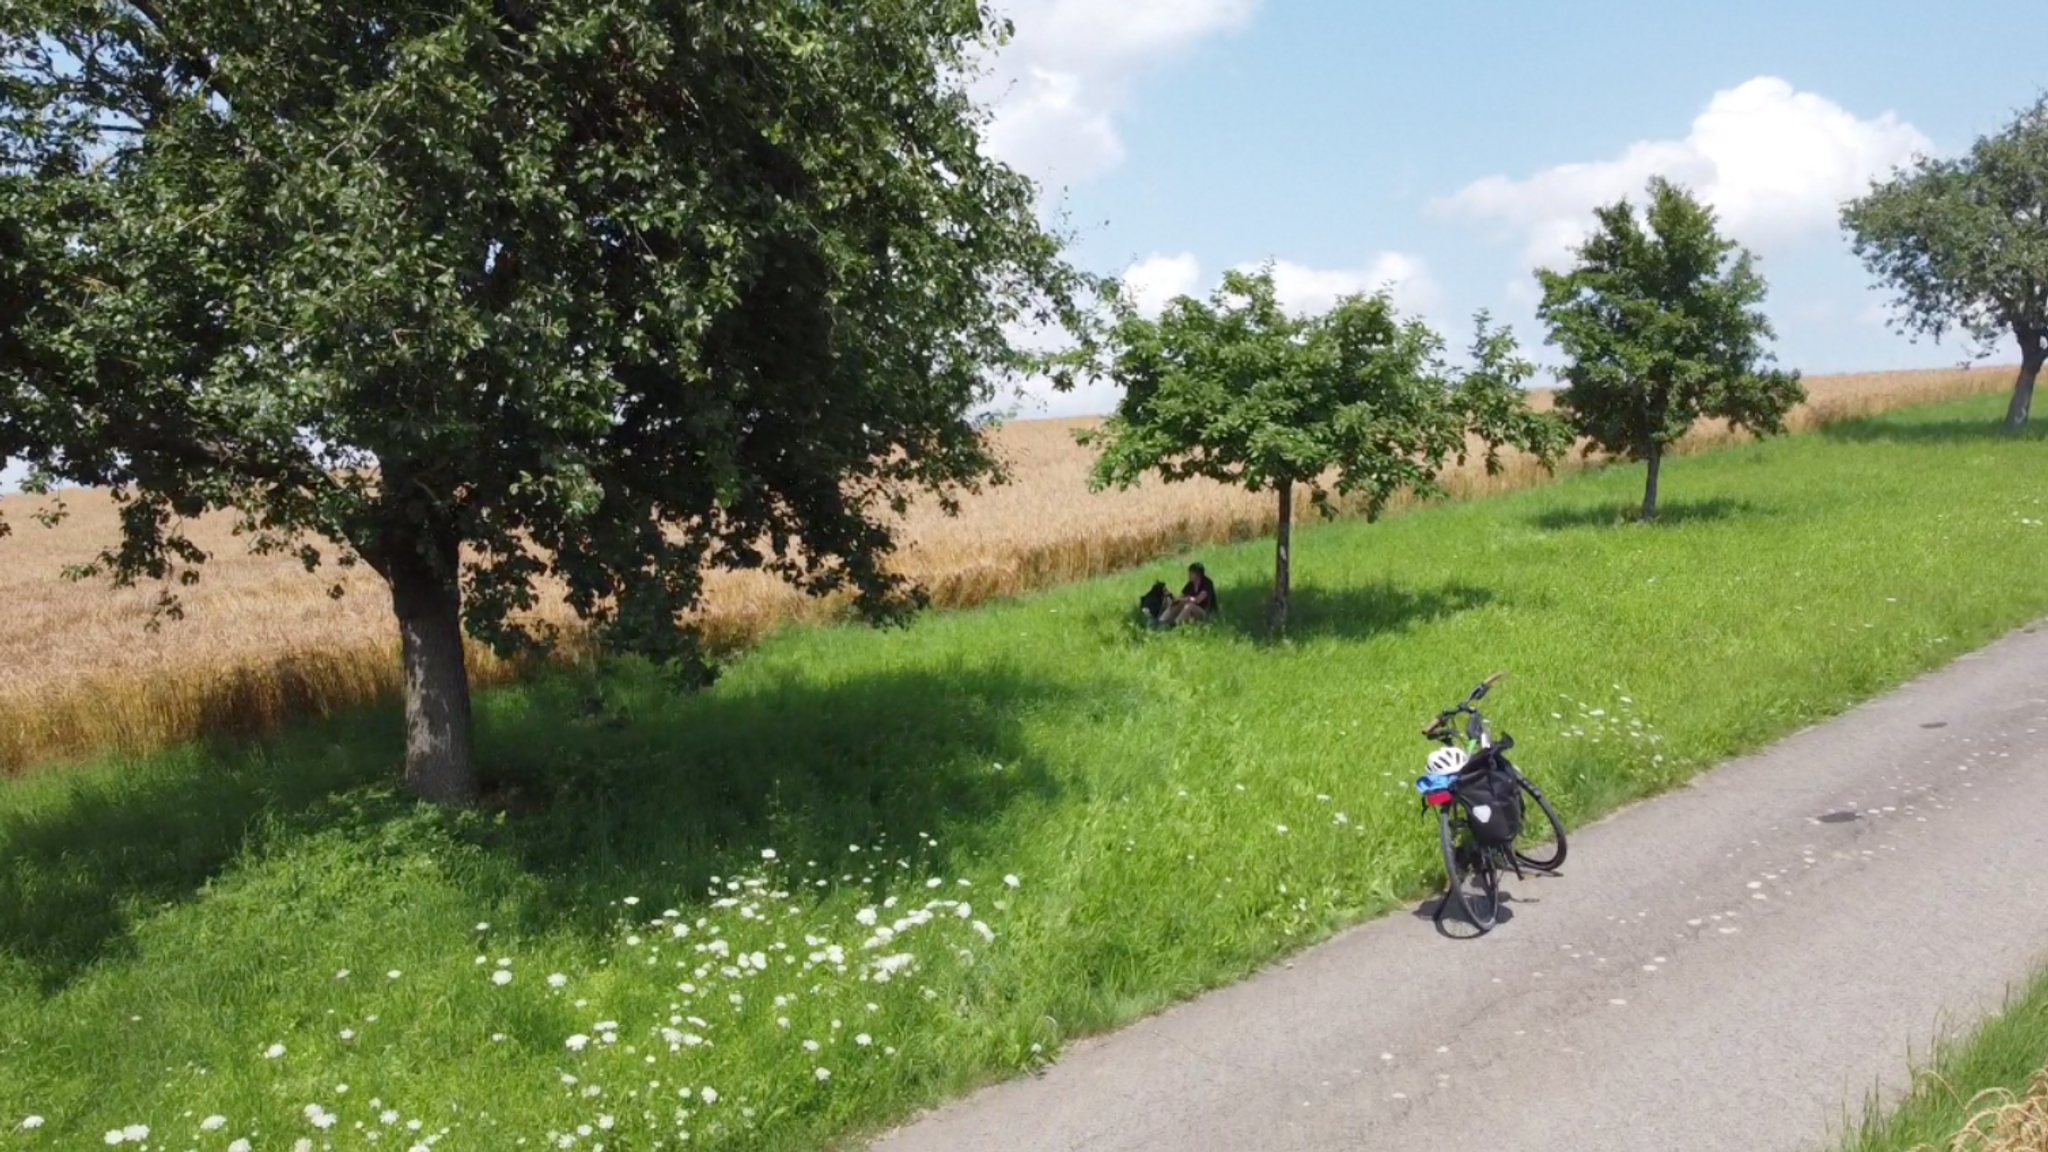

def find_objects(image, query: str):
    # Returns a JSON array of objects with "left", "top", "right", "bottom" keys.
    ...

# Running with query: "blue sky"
[{"left": 979, "top": 0, "right": 2045, "bottom": 415}]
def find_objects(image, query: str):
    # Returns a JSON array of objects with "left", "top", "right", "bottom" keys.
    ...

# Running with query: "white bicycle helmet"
[{"left": 1426, "top": 746, "right": 1470, "bottom": 777}]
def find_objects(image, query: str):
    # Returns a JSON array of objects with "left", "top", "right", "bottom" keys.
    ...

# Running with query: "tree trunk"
[
  {"left": 1640, "top": 445, "right": 1663, "bottom": 524},
  {"left": 1268, "top": 479, "right": 1293, "bottom": 632},
  {"left": 386, "top": 523, "right": 477, "bottom": 805},
  {"left": 2008, "top": 336, "right": 2044, "bottom": 432}
]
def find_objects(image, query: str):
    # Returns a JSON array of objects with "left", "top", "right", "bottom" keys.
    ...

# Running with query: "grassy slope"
[
  {"left": 2, "top": 396, "right": 2046, "bottom": 1151},
  {"left": 1839, "top": 968, "right": 2048, "bottom": 1152}
]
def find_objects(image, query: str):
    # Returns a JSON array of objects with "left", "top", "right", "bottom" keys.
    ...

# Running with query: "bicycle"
[{"left": 1415, "top": 672, "right": 1569, "bottom": 934}]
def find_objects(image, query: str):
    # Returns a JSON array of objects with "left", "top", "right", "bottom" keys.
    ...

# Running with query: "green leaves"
[
  {"left": 1844, "top": 97, "right": 2048, "bottom": 348},
  {"left": 1843, "top": 97, "right": 2048, "bottom": 428},
  {"left": 1537, "top": 176, "right": 1803, "bottom": 475},
  {"left": 4, "top": 0, "right": 1091, "bottom": 622},
  {"left": 1088, "top": 267, "right": 1561, "bottom": 514},
  {"left": 2, "top": 0, "right": 1093, "bottom": 794},
  {"left": 1081, "top": 265, "right": 1565, "bottom": 621}
]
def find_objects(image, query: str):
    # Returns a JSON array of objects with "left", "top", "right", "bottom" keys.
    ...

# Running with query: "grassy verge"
[
  {"left": 1840, "top": 968, "right": 2048, "bottom": 1152},
  {"left": 1, "top": 394, "right": 2045, "bottom": 1151}
]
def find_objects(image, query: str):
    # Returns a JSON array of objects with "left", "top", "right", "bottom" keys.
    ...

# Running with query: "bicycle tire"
[
  {"left": 1437, "top": 807, "right": 1499, "bottom": 932},
  {"left": 1511, "top": 773, "right": 1568, "bottom": 872}
]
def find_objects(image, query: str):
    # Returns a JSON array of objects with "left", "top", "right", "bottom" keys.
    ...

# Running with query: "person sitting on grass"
[{"left": 1158, "top": 562, "right": 1218, "bottom": 627}]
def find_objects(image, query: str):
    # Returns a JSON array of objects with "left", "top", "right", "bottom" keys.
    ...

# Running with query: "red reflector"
[{"left": 1425, "top": 791, "right": 1453, "bottom": 806}]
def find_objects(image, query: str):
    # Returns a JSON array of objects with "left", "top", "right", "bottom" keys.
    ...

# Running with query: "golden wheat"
[{"left": 0, "top": 365, "right": 2016, "bottom": 772}]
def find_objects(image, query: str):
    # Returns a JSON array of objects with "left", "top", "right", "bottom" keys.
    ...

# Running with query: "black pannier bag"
[{"left": 1454, "top": 753, "right": 1524, "bottom": 844}]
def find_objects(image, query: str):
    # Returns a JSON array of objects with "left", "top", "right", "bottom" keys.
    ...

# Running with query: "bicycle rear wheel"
[
  {"left": 1511, "top": 774, "right": 1568, "bottom": 872},
  {"left": 1437, "top": 808, "right": 1499, "bottom": 933}
]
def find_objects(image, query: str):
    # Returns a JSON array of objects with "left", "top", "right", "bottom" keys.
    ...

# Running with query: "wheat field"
[{"left": 0, "top": 365, "right": 2016, "bottom": 772}]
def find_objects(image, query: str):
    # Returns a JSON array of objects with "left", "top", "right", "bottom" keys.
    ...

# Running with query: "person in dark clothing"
[
  {"left": 1160, "top": 562, "right": 1217, "bottom": 626},
  {"left": 1138, "top": 580, "right": 1171, "bottom": 626}
]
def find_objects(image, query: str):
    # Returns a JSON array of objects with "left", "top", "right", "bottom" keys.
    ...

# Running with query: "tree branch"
[{"left": 120, "top": 0, "right": 238, "bottom": 111}]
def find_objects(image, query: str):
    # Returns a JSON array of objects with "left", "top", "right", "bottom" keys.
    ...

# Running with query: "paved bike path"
[{"left": 870, "top": 625, "right": 2048, "bottom": 1152}]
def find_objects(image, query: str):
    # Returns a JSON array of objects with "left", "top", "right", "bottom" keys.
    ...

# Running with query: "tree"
[
  {"left": 1843, "top": 97, "right": 2048, "bottom": 432},
  {"left": 0, "top": 0, "right": 1091, "bottom": 802},
  {"left": 1082, "top": 266, "right": 1567, "bottom": 630},
  {"left": 1537, "top": 177, "right": 1804, "bottom": 523}
]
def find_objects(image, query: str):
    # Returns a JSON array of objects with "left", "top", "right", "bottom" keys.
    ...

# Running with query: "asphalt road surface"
[{"left": 870, "top": 624, "right": 2048, "bottom": 1152}]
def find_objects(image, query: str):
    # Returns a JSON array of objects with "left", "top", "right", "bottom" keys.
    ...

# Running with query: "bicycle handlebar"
[{"left": 1420, "top": 672, "right": 1509, "bottom": 737}]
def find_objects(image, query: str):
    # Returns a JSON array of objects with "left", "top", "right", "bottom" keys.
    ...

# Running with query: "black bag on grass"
[{"left": 1454, "top": 757, "right": 1524, "bottom": 844}]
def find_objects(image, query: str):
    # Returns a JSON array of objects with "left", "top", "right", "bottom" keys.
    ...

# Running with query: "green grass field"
[
  {"left": 2, "top": 394, "right": 2046, "bottom": 1152},
  {"left": 1840, "top": 966, "right": 2048, "bottom": 1152}
]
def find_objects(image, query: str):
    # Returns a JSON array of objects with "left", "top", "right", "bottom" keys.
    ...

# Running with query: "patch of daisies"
[
  {"left": 6, "top": 837, "right": 1022, "bottom": 1150},
  {"left": 1553, "top": 689, "right": 1666, "bottom": 768}
]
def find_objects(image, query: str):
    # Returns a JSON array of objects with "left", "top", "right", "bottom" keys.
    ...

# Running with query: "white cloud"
[
  {"left": 1118, "top": 251, "right": 1440, "bottom": 320},
  {"left": 1439, "top": 77, "right": 1931, "bottom": 268},
  {"left": 1250, "top": 254, "right": 1443, "bottom": 318},
  {"left": 976, "top": 0, "right": 1258, "bottom": 187},
  {"left": 0, "top": 458, "right": 24, "bottom": 496},
  {"left": 981, "top": 69, "right": 1125, "bottom": 182},
  {"left": 1121, "top": 252, "right": 1204, "bottom": 317}
]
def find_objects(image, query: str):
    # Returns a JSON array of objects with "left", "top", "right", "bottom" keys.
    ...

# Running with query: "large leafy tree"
[
  {"left": 0, "top": 0, "right": 1091, "bottom": 802},
  {"left": 1537, "top": 177, "right": 1804, "bottom": 523},
  {"left": 1843, "top": 96, "right": 2048, "bottom": 432},
  {"left": 1082, "top": 267, "right": 1567, "bottom": 630}
]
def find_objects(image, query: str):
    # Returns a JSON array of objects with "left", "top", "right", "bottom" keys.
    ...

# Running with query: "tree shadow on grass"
[
  {"left": 1222, "top": 580, "right": 1496, "bottom": 645},
  {"left": 1530, "top": 496, "right": 1764, "bottom": 532},
  {"left": 0, "top": 659, "right": 1069, "bottom": 990},
  {"left": 0, "top": 708, "right": 397, "bottom": 992},
  {"left": 1819, "top": 415, "right": 2048, "bottom": 446},
  {"left": 472, "top": 660, "right": 1069, "bottom": 936}
]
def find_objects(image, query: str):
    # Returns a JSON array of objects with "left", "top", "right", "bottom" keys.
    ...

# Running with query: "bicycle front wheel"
[
  {"left": 1512, "top": 774, "right": 1568, "bottom": 872},
  {"left": 1437, "top": 808, "right": 1499, "bottom": 933}
]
